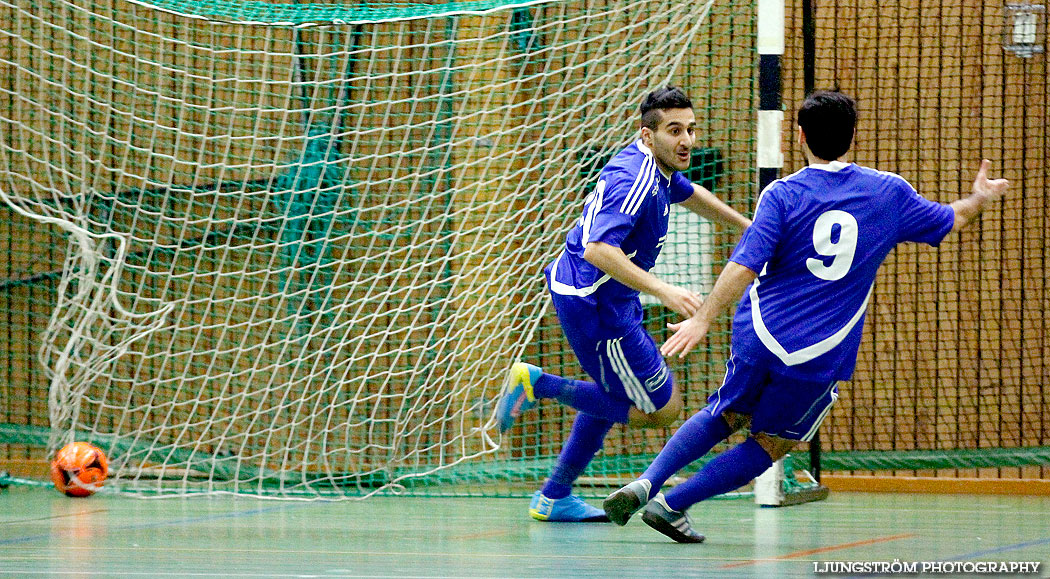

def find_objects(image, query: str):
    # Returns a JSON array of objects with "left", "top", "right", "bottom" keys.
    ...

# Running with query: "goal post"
[{"left": 1, "top": 0, "right": 757, "bottom": 497}]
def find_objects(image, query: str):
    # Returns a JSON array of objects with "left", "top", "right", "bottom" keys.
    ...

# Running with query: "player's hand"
[
  {"left": 660, "top": 316, "right": 710, "bottom": 358},
  {"left": 658, "top": 285, "right": 702, "bottom": 318},
  {"left": 972, "top": 159, "right": 1009, "bottom": 201}
]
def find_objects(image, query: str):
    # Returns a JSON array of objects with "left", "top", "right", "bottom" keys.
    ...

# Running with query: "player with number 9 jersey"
[{"left": 729, "top": 161, "right": 955, "bottom": 382}]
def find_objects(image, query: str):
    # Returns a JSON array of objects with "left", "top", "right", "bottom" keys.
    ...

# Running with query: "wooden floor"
[{"left": 1, "top": 486, "right": 1048, "bottom": 578}]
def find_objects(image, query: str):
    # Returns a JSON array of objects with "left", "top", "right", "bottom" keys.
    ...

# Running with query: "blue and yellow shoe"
[
  {"left": 529, "top": 491, "right": 610, "bottom": 523},
  {"left": 495, "top": 362, "right": 541, "bottom": 433}
]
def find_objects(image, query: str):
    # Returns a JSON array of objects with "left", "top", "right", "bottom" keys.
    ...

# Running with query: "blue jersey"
[
  {"left": 729, "top": 162, "right": 956, "bottom": 381},
  {"left": 547, "top": 140, "right": 694, "bottom": 334}
]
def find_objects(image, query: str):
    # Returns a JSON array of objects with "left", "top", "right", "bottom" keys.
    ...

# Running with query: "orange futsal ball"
[{"left": 50, "top": 442, "right": 108, "bottom": 497}]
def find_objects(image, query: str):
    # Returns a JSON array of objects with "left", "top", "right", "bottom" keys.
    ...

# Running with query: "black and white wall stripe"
[{"left": 757, "top": 0, "right": 784, "bottom": 193}]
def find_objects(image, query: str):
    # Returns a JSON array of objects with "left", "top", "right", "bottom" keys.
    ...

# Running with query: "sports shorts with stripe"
[
  {"left": 549, "top": 291, "right": 673, "bottom": 415},
  {"left": 705, "top": 353, "right": 838, "bottom": 441}
]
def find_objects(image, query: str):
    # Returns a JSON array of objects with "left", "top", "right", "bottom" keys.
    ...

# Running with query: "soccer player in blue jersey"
[
  {"left": 495, "top": 86, "right": 752, "bottom": 522},
  {"left": 603, "top": 90, "right": 1010, "bottom": 542}
]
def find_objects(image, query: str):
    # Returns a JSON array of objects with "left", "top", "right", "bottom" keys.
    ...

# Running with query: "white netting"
[{"left": 0, "top": 0, "right": 726, "bottom": 497}]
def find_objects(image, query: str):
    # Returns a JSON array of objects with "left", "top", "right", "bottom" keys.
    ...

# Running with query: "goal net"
[{"left": 0, "top": 0, "right": 756, "bottom": 497}]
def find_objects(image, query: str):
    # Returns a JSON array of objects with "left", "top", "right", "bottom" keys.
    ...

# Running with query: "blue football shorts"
[
  {"left": 706, "top": 353, "right": 838, "bottom": 441},
  {"left": 549, "top": 292, "right": 673, "bottom": 414}
]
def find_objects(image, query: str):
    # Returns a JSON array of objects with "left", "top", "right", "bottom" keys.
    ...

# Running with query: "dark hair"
[
  {"left": 640, "top": 86, "right": 693, "bottom": 130},
  {"left": 797, "top": 90, "right": 857, "bottom": 161}
]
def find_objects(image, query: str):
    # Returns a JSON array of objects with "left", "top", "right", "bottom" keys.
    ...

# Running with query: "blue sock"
[
  {"left": 541, "top": 413, "right": 615, "bottom": 499},
  {"left": 663, "top": 438, "right": 773, "bottom": 512},
  {"left": 639, "top": 409, "right": 733, "bottom": 499},
  {"left": 533, "top": 373, "right": 631, "bottom": 424}
]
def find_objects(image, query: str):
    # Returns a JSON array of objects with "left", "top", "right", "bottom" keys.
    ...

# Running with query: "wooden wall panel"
[{"left": 793, "top": 0, "right": 1047, "bottom": 479}]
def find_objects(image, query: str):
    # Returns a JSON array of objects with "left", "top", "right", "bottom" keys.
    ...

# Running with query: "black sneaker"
[
  {"left": 641, "top": 493, "right": 705, "bottom": 544},
  {"left": 603, "top": 479, "right": 651, "bottom": 526}
]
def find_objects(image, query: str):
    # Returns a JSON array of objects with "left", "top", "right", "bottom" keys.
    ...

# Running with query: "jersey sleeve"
[
  {"left": 894, "top": 177, "right": 956, "bottom": 246},
  {"left": 580, "top": 168, "right": 642, "bottom": 248},
  {"left": 669, "top": 171, "right": 694, "bottom": 204},
  {"left": 729, "top": 182, "right": 785, "bottom": 273}
]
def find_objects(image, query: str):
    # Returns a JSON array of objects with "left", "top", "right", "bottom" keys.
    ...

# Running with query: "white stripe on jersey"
[
  {"left": 619, "top": 154, "right": 656, "bottom": 216},
  {"left": 619, "top": 154, "right": 651, "bottom": 213},
  {"left": 808, "top": 161, "right": 850, "bottom": 172},
  {"left": 548, "top": 250, "right": 639, "bottom": 297},
  {"left": 609, "top": 338, "right": 646, "bottom": 414},
  {"left": 607, "top": 339, "right": 655, "bottom": 414},
  {"left": 801, "top": 384, "right": 838, "bottom": 441},
  {"left": 581, "top": 179, "right": 606, "bottom": 245},
  {"left": 624, "top": 159, "right": 657, "bottom": 216},
  {"left": 708, "top": 354, "right": 735, "bottom": 415},
  {"left": 750, "top": 279, "right": 874, "bottom": 366}
]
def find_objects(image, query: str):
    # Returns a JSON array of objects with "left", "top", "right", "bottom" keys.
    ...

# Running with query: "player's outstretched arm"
[
  {"left": 679, "top": 184, "right": 752, "bottom": 230},
  {"left": 950, "top": 160, "right": 1009, "bottom": 232},
  {"left": 661, "top": 261, "right": 758, "bottom": 358},
  {"left": 583, "top": 241, "right": 702, "bottom": 318}
]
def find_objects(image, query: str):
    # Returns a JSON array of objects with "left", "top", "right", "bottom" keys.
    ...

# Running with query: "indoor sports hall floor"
[{"left": 0, "top": 486, "right": 1048, "bottom": 578}]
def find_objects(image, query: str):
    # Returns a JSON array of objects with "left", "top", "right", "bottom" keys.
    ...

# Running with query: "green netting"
[
  {"left": 140, "top": 0, "right": 558, "bottom": 25},
  {"left": 12, "top": 413, "right": 1047, "bottom": 498},
  {"left": 812, "top": 447, "right": 1050, "bottom": 473},
  {"left": 3, "top": 0, "right": 1045, "bottom": 500}
]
